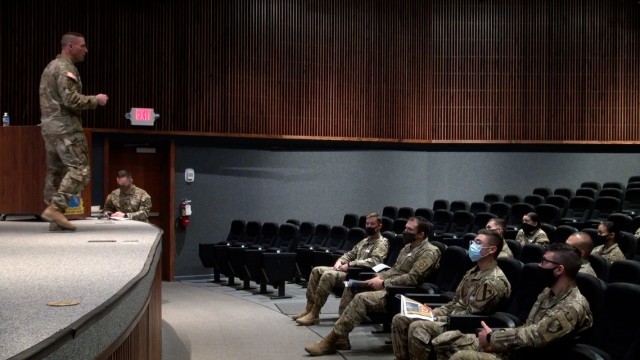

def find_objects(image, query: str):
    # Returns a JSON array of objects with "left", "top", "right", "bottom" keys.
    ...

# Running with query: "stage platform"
[{"left": 0, "top": 219, "right": 162, "bottom": 360}]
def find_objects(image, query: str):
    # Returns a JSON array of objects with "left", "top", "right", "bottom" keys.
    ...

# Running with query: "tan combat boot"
[
  {"left": 292, "top": 300, "right": 314, "bottom": 320},
  {"left": 41, "top": 204, "right": 76, "bottom": 231},
  {"left": 296, "top": 305, "right": 320, "bottom": 326},
  {"left": 304, "top": 330, "right": 347, "bottom": 356}
]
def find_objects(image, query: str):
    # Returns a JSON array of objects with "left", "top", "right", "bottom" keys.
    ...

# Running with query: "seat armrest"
[
  {"left": 488, "top": 312, "right": 521, "bottom": 328},
  {"left": 447, "top": 314, "right": 493, "bottom": 333}
]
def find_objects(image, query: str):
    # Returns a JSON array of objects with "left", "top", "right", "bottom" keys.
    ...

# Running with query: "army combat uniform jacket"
[{"left": 104, "top": 185, "right": 152, "bottom": 222}]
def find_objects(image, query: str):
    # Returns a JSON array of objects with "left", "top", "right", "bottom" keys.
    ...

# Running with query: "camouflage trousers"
[
  {"left": 306, "top": 266, "right": 348, "bottom": 309},
  {"left": 334, "top": 289, "right": 387, "bottom": 335},
  {"left": 391, "top": 314, "right": 447, "bottom": 360},
  {"left": 42, "top": 131, "right": 90, "bottom": 210},
  {"left": 432, "top": 330, "right": 503, "bottom": 360}
]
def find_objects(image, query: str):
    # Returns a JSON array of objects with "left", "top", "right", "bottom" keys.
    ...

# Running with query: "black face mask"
[
  {"left": 521, "top": 223, "right": 536, "bottom": 234},
  {"left": 594, "top": 234, "right": 608, "bottom": 246},
  {"left": 537, "top": 266, "right": 558, "bottom": 288},
  {"left": 402, "top": 232, "right": 417, "bottom": 244},
  {"left": 365, "top": 227, "right": 376, "bottom": 236}
]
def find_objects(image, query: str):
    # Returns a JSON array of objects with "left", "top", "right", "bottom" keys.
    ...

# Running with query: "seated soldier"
[
  {"left": 391, "top": 229, "right": 512, "bottom": 360},
  {"left": 592, "top": 221, "right": 625, "bottom": 264},
  {"left": 485, "top": 218, "right": 513, "bottom": 258},
  {"left": 565, "top": 232, "right": 597, "bottom": 277},
  {"left": 431, "top": 243, "right": 592, "bottom": 360}
]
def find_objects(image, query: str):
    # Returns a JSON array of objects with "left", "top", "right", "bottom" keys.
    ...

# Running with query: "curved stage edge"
[{"left": 0, "top": 219, "right": 162, "bottom": 360}]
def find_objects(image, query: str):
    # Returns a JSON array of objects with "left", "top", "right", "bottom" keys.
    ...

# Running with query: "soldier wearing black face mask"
[
  {"left": 432, "top": 243, "right": 593, "bottom": 360},
  {"left": 102, "top": 169, "right": 152, "bottom": 222},
  {"left": 592, "top": 220, "right": 626, "bottom": 264},
  {"left": 515, "top": 212, "right": 549, "bottom": 247},
  {"left": 294, "top": 213, "right": 389, "bottom": 326}
]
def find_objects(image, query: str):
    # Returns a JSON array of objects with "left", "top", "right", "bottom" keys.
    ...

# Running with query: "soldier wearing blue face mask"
[
  {"left": 432, "top": 243, "right": 593, "bottom": 360},
  {"left": 391, "top": 229, "right": 511, "bottom": 360}
]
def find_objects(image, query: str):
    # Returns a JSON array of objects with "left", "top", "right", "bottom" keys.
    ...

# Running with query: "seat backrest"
[
  {"left": 489, "top": 202, "right": 511, "bottom": 220},
  {"left": 621, "top": 188, "right": 640, "bottom": 216},
  {"left": 599, "top": 188, "right": 624, "bottom": 201},
  {"left": 532, "top": 187, "right": 552, "bottom": 199},
  {"left": 450, "top": 200, "right": 470, "bottom": 213},
  {"left": 506, "top": 239, "right": 522, "bottom": 259},
  {"left": 296, "top": 221, "right": 316, "bottom": 245},
  {"left": 471, "top": 212, "right": 496, "bottom": 233},
  {"left": 575, "top": 272, "right": 607, "bottom": 334},
  {"left": 505, "top": 263, "right": 548, "bottom": 323},
  {"left": 397, "top": 206, "right": 415, "bottom": 219},
  {"left": 602, "top": 181, "right": 625, "bottom": 191},
  {"left": 589, "top": 196, "right": 622, "bottom": 221},
  {"left": 562, "top": 196, "right": 595, "bottom": 222},
  {"left": 576, "top": 187, "right": 598, "bottom": 199},
  {"left": 535, "top": 204, "right": 562, "bottom": 225},
  {"left": 503, "top": 194, "right": 521, "bottom": 205},
  {"left": 448, "top": 210, "right": 475, "bottom": 235},
  {"left": 608, "top": 259, "right": 640, "bottom": 284},
  {"left": 553, "top": 188, "right": 574, "bottom": 199},
  {"left": 341, "top": 227, "right": 367, "bottom": 252},
  {"left": 257, "top": 222, "right": 279, "bottom": 247},
  {"left": 432, "top": 199, "right": 450, "bottom": 211},
  {"left": 382, "top": 205, "right": 398, "bottom": 220},
  {"left": 607, "top": 213, "right": 633, "bottom": 233},
  {"left": 358, "top": 215, "right": 367, "bottom": 229},
  {"left": 553, "top": 225, "right": 578, "bottom": 243},
  {"left": 431, "top": 209, "right": 453, "bottom": 235},
  {"left": 286, "top": 218, "right": 301, "bottom": 226},
  {"left": 225, "top": 219, "right": 247, "bottom": 244},
  {"left": 392, "top": 218, "right": 408, "bottom": 234},
  {"left": 523, "top": 194, "right": 545, "bottom": 207},
  {"left": 323, "top": 225, "right": 349, "bottom": 250},
  {"left": 519, "top": 243, "right": 545, "bottom": 264},
  {"left": 431, "top": 245, "right": 473, "bottom": 293},
  {"left": 469, "top": 201, "right": 490, "bottom": 215},
  {"left": 545, "top": 195, "right": 570, "bottom": 216},
  {"left": 507, "top": 203, "right": 535, "bottom": 227},
  {"left": 587, "top": 283, "right": 640, "bottom": 359},
  {"left": 483, "top": 193, "right": 502, "bottom": 204},
  {"left": 581, "top": 181, "right": 602, "bottom": 192},
  {"left": 628, "top": 176, "right": 640, "bottom": 184},
  {"left": 540, "top": 223, "right": 556, "bottom": 243},
  {"left": 384, "top": 233, "right": 405, "bottom": 266},
  {"left": 618, "top": 231, "right": 638, "bottom": 260},
  {"left": 381, "top": 216, "right": 394, "bottom": 233},
  {"left": 342, "top": 213, "right": 359, "bottom": 229},
  {"left": 243, "top": 221, "right": 263, "bottom": 245},
  {"left": 588, "top": 253, "right": 610, "bottom": 282},
  {"left": 306, "top": 223, "right": 330, "bottom": 247},
  {"left": 415, "top": 208, "right": 434, "bottom": 221},
  {"left": 273, "top": 223, "right": 299, "bottom": 252},
  {"left": 627, "top": 181, "right": 640, "bottom": 190},
  {"left": 496, "top": 256, "right": 524, "bottom": 305}
]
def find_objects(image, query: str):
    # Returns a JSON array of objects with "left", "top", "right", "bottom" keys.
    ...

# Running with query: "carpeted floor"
[{"left": 162, "top": 276, "right": 395, "bottom": 360}]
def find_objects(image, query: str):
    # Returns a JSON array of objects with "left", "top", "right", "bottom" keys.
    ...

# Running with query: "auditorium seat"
[
  {"left": 535, "top": 204, "right": 562, "bottom": 225},
  {"left": 483, "top": 193, "right": 502, "bottom": 204},
  {"left": 503, "top": 194, "right": 522, "bottom": 205},
  {"left": 532, "top": 187, "right": 552, "bottom": 199},
  {"left": 469, "top": 201, "right": 490, "bottom": 215},
  {"left": 523, "top": 194, "right": 545, "bottom": 207}
]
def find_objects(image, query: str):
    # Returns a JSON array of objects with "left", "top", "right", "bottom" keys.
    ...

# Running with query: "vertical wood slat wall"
[{"left": 0, "top": 0, "right": 638, "bottom": 143}]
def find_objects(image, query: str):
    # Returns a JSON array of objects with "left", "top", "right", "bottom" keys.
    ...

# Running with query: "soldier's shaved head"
[{"left": 566, "top": 232, "right": 594, "bottom": 260}]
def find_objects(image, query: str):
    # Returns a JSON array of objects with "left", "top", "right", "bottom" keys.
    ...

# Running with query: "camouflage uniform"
[
  {"left": 333, "top": 239, "right": 441, "bottom": 336},
  {"left": 579, "top": 260, "right": 597, "bottom": 277},
  {"left": 306, "top": 234, "right": 388, "bottom": 311},
  {"left": 515, "top": 228, "right": 549, "bottom": 247},
  {"left": 40, "top": 55, "right": 98, "bottom": 210},
  {"left": 432, "top": 283, "right": 593, "bottom": 360},
  {"left": 103, "top": 185, "right": 152, "bottom": 222},
  {"left": 391, "top": 260, "right": 511, "bottom": 360},
  {"left": 498, "top": 240, "right": 513, "bottom": 258},
  {"left": 592, "top": 243, "right": 625, "bottom": 264}
]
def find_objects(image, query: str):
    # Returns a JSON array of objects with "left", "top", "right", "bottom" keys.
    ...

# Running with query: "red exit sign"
[{"left": 126, "top": 107, "right": 159, "bottom": 126}]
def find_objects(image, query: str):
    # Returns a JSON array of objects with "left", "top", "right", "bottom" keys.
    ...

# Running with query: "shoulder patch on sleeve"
[
  {"left": 475, "top": 283, "right": 498, "bottom": 302},
  {"left": 65, "top": 71, "right": 78, "bottom": 81}
]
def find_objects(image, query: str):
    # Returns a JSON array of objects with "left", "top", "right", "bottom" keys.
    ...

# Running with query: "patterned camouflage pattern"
[
  {"left": 498, "top": 239, "right": 513, "bottom": 258},
  {"left": 307, "top": 234, "right": 389, "bottom": 309},
  {"left": 392, "top": 261, "right": 511, "bottom": 360},
  {"left": 333, "top": 240, "right": 441, "bottom": 336},
  {"left": 515, "top": 228, "right": 549, "bottom": 246},
  {"left": 592, "top": 243, "right": 625, "bottom": 264},
  {"left": 42, "top": 131, "right": 90, "bottom": 210},
  {"left": 40, "top": 55, "right": 97, "bottom": 210},
  {"left": 432, "top": 283, "right": 592, "bottom": 360},
  {"left": 103, "top": 185, "right": 152, "bottom": 222},
  {"left": 579, "top": 260, "right": 597, "bottom": 277}
]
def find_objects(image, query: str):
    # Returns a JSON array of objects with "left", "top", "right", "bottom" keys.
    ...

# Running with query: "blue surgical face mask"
[{"left": 468, "top": 243, "right": 490, "bottom": 262}]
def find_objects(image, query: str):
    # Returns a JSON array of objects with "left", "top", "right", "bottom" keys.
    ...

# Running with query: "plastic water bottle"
[{"left": 2, "top": 112, "right": 9, "bottom": 126}]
